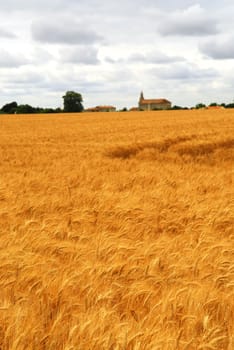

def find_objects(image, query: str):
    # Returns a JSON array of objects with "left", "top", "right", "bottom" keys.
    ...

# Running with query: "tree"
[
  {"left": 16, "top": 104, "right": 36, "bottom": 114},
  {"left": 195, "top": 103, "right": 206, "bottom": 109},
  {"left": 171, "top": 105, "right": 184, "bottom": 110},
  {"left": 226, "top": 103, "right": 234, "bottom": 108},
  {"left": 63, "top": 91, "right": 84, "bottom": 112},
  {"left": 1, "top": 101, "right": 18, "bottom": 114}
]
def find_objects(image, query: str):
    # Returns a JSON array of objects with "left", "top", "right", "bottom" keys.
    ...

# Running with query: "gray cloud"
[
  {"left": 158, "top": 4, "right": 218, "bottom": 36},
  {"left": 151, "top": 63, "right": 218, "bottom": 80},
  {"left": 13, "top": 73, "right": 45, "bottom": 86},
  {"left": 0, "top": 27, "right": 17, "bottom": 38},
  {"left": 200, "top": 37, "right": 234, "bottom": 59},
  {"left": 0, "top": 0, "right": 225, "bottom": 14},
  {"left": 128, "top": 52, "right": 185, "bottom": 64},
  {"left": 32, "top": 19, "right": 104, "bottom": 45},
  {"left": 0, "top": 49, "right": 28, "bottom": 68},
  {"left": 0, "top": 0, "right": 74, "bottom": 12},
  {"left": 105, "top": 51, "right": 185, "bottom": 64},
  {"left": 59, "top": 46, "right": 100, "bottom": 65},
  {"left": 1, "top": 69, "right": 46, "bottom": 87},
  {"left": 31, "top": 47, "right": 54, "bottom": 63}
]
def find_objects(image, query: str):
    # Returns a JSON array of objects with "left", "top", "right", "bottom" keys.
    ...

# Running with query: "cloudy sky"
[{"left": 0, "top": 0, "right": 234, "bottom": 109}]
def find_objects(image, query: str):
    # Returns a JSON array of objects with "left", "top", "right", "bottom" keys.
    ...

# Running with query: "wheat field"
[{"left": 0, "top": 110, "right": 233, "bottom": 349}]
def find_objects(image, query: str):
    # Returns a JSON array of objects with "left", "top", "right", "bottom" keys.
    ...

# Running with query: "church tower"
[
  {"left": 138, "top": 91, "right": 144, "bottom": 109},
  {"left": 139, "top": 91, "right": 144, "bottom": 103}
]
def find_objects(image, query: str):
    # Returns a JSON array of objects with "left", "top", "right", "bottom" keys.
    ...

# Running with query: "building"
[
  {"left": 206, "top": 106, "right": 224, "bottom": 110},
  {"left": 138, "top": 92, "right": 171, "bottom": 111},
  {"left": 85, "top": 105, "right": 116, "bottom": 112},
  {"left": 129, "top": 107, "right": 139, "bottom": 112}
]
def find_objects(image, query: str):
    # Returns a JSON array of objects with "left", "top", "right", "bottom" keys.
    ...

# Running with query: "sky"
[{"left": 0, "top": 0, "right": 234, "bottom": 109}]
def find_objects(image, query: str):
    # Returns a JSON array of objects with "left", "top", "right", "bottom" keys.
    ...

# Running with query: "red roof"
[
  {"left": 140, "top": 98, "right": 171, "bottom": 105},
  {"left": 85, "top": 105, "right": 116, "bottom": 112},
  {"left": 207, "top": 106, "right": 223, "bottom": 109},
  {"left": 96, "top": 105, "right": 115, "bottom": 109}
]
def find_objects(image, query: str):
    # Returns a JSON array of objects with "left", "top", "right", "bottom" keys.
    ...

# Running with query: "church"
[{"left": 138, "top": 92, "right": 171, "bottom": 111}]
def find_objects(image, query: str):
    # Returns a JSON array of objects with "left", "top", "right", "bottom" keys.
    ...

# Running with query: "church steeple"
[{"left": 139, "top": 91, "right": 144, "bottom": 102}]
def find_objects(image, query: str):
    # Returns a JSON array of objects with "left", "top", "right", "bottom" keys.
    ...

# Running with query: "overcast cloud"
[
  {"left": 0, "top": 27, "right": 17, "bottom": 38},
  {"left": 59, "top": 46, "right": 100, "bottom": 65},
  {"left": 32, "top": 19, "right": 104, "bottom": 45},
  {"left": 157, "top": 5, "right": 218, "bottom": 36},
  {"left": 200, "top": 36, "right": 234, "bottom": 59},
  {"left": 0, "top": 0, "right": 234, "bottom": 109},
  {"left": 0, "top": 49, "right": 29, "bottom": 68}
]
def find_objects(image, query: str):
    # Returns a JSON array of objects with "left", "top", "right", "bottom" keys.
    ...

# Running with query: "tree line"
[
  {"left": 0, "top": 91, "right": 84, "bottom": 114},
  {"left": 194, "top": 102, "right": 234, "bottom": 109},
  {"left": 170, "top": 102, "right": 234, "bottom": 110},
  {"left": 1, "top": 91, "right": 234, "bottom": 114}
]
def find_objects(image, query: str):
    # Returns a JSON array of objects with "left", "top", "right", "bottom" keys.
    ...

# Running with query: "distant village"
[
  {"left": 85, "top": 91, "right": 231, "bottom": 112},
  {"left": 85, "top": 92, "right": 172, "bottom": 112}
]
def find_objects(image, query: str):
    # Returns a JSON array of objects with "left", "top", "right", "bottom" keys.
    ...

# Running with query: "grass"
[{"left": 0, "top": 109, "right": 233, "bottom": 349}]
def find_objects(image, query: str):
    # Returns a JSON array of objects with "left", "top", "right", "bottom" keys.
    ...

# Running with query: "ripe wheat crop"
[{"left": 0, "top": 110, "right": 233, "bottom": 349}]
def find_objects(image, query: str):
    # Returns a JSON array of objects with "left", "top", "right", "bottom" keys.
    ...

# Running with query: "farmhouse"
[
  {"left": 139, "top": 92, "right": 171, "bottom": 111},
  {"left": 206, "top": 106, "right": 224, "bottom": 110},
  {"left": 86, "top": 105, "right": 116, "bottom": 112}
]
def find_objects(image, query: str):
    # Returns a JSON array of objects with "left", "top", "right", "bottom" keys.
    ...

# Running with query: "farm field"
[{"left": 0, "top": 110, "right": 233, "bottom": 349}]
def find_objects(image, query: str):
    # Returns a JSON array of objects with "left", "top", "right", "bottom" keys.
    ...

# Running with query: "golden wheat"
[{"left": 0, "top": 110, "right": 233, "bottom": 349}]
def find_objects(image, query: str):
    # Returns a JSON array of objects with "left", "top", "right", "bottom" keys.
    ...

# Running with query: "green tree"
[
  {"left": 226, "top": 103, "right": 234, "bottom": 108},
  {"left": 63, "top": 91, "right": 84, "bottom": 112},
  {"left": 1, "top": 101, "right": 18, "bottom": 114},
  {"left": 171, "top": 105, "right": 183, "bottom": 110},
  {"left": 16, "top": 104, "right": 36, "bottom": 114},
  {"left": 195, "top": 103, "right": 206, "bottom": 109}
]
